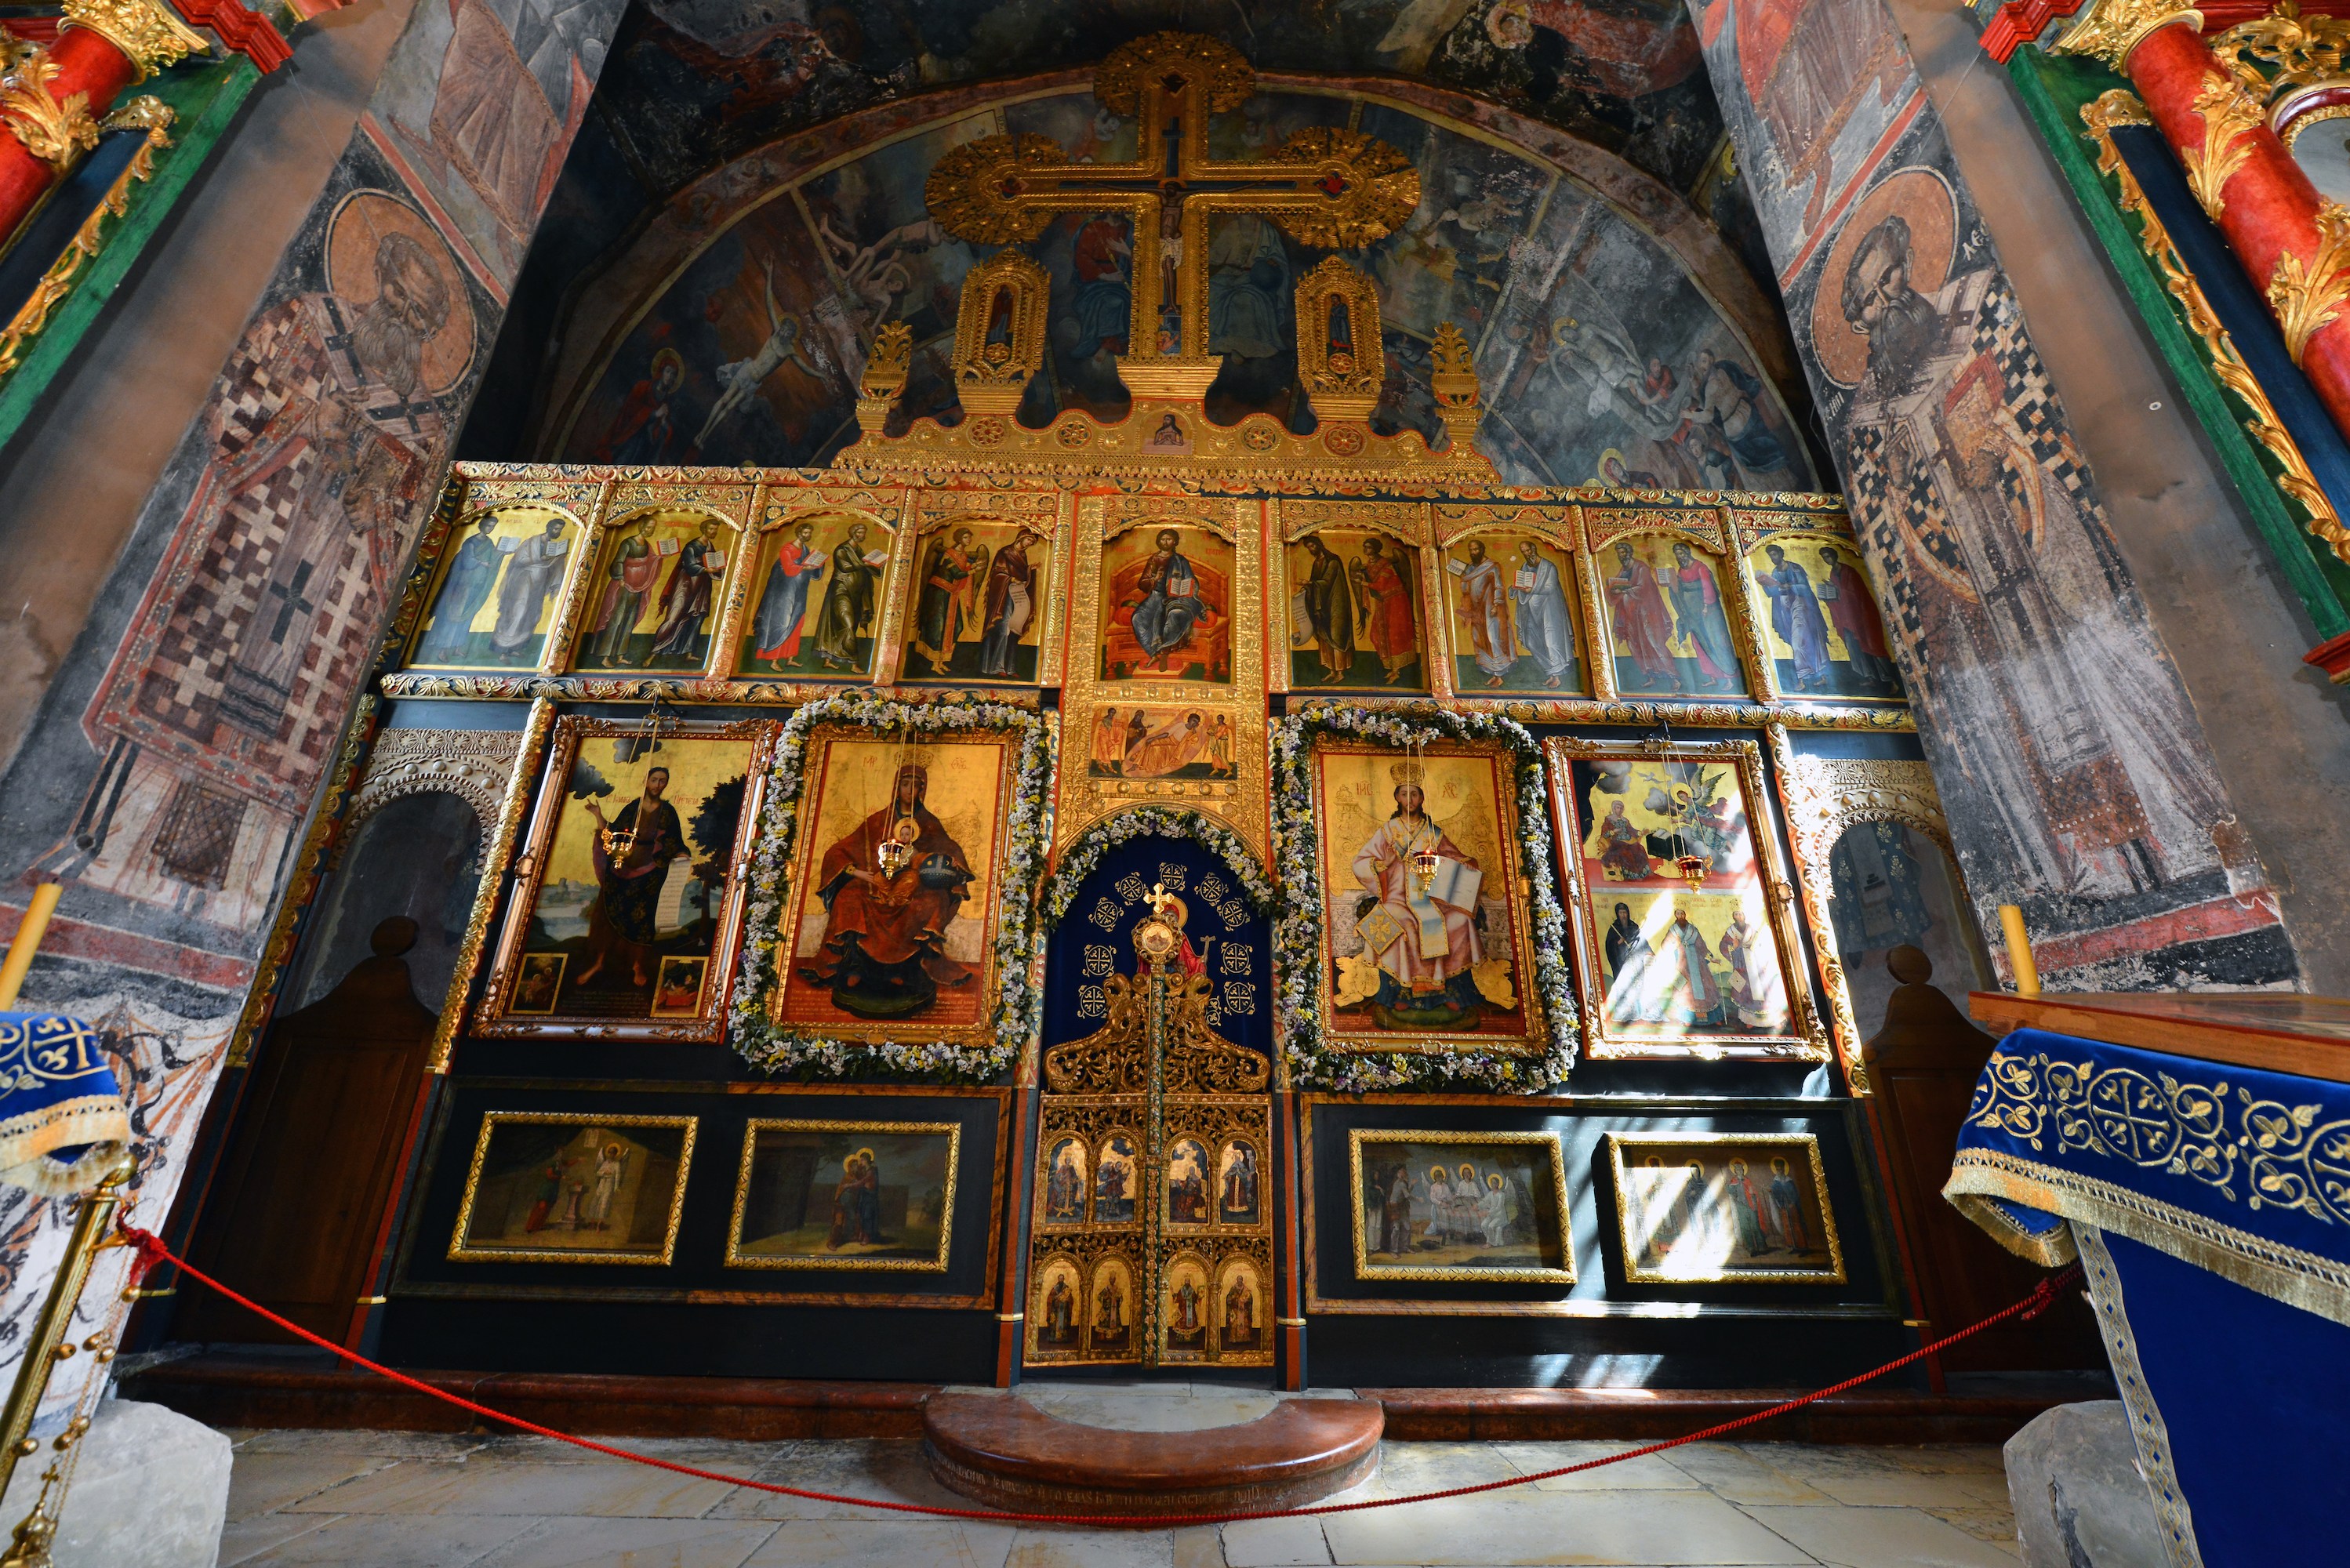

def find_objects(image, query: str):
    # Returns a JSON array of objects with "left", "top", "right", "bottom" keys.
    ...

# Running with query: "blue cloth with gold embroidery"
[
  {"left": 1946, "top": 1025, "right": 2350, "bottom": 1566},
  {"left": 0, "top": 1011, "right": 128, "bottom": 1196}
]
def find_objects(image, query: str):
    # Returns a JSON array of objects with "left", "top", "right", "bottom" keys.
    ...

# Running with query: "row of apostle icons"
[
  {"left": 470, "top": 716, "right": 1839, "bottom": 1071},
  {"left": 1027, "top": 1249, "right": 1273, "bottom": 1367},
  {"left": 400, "top": 494, "right": 1901, "bottom": 707},
  {"left": 1036, "top": 1132, "right": 1263, "bottom": 1230}
]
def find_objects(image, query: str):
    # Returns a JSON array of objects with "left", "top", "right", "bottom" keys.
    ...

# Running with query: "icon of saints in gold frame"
[
  {"left": 1312, "top": 740, "right": 1547, "bottom": 1057},
  {"left": 481, "top": 717, "right": 772, "bottom": 1040},
  {"left": 768, "top": 728, "right": 1022, "bottom": 1047},
  {"left": 1547, "top": 737, "right": 1826, "bottom": 1062},
  {"left": 900, "top": 517, "right": 1053, "bottom": 684}
]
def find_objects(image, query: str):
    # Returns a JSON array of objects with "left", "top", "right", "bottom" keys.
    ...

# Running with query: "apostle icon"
[
  {"left": 1095, "top": 1134, "right": 1137, "bottom": 1223},
  {"left": 797, "top": 762, "right": 975, "bottom": 1019},
  {"left": 1350, "top": 535, "right": 1419, "bottom": 686},
  {"left": 1037, "top": 1262, "right": 1081, "bottom": 1351},
  {"left": 1167, "top": 1138, "right": 1211, "bottom": 1225},
  {"left": 1043, "top": 1138, "right": 1088, "bottom": 1222},
  {"left": 1220, "top": 1262, "right": 1261, "bottom": 1351},
  {"left": 1090, "top": 1259, "right": 1133, "bottom": 1356},
  {"left": 1218, "top": 1141, "right": 1260, "bottom": 1225},
  {"left": 747, "top": 520, "right": 827, "bottom": 670}
]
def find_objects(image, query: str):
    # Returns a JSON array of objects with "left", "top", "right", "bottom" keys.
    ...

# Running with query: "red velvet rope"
[{"left": 116, "top": 1220, "right": 2080, "bottom": 1528}]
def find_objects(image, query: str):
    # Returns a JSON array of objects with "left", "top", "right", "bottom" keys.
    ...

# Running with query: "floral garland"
[
  {"left": 730, "top": 691, "right": 1054, "bottom": 1083},
  {"left": 1270, "top": 702, "right": 1580, "bottom": 1094},
  {"left": 1039, "top": 805, "right": 1275, "bottom": 930}
]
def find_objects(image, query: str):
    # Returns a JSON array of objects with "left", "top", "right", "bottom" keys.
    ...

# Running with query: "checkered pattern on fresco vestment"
[
  {"left": 1971, "top": 284, "right": 2096, "bottom": 509},
  {"left": 1836, "top": 420, "right": 1928, "bottom": 646},
  {"left": 116, "top": 299, "right": 396, "bottom": 794}
]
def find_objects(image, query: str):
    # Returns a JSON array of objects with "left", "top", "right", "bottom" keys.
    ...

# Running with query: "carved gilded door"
[{"left": 1026, "top": 892, "right": 1274, "bottom": 1370}]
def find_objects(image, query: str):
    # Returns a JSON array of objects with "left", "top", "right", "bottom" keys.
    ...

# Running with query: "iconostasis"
[{"left": 254, "top": 458, "right": 1978, "bottom": 1389}]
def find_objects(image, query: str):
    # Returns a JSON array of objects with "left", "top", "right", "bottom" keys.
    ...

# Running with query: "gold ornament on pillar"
[
  {"left": 0, "top": 51, "right": 97, "bottom": 174},
  {"left": 2268, "top": 199, "right": 2350, "bottom": 362},
  {"left": 2181, "top": 72, "right": 2266, "bottom": 219},
  {"left": 58, "top": 0, "right": 208, "bottom": 80},
  {"left": 855, "top": 320, "right": 913, "bottom": 433},
  {"left": 1428, "top": 321, "right": 1482, "bottom": 452},
  {"left": 950, "top": 248, "right": 1049, "bottom": 416},
  {"left": 2054, "top": 0, "right": 2207, "bottom": 71}
]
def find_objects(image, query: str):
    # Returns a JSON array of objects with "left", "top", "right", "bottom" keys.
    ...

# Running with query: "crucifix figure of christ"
[{"left": 923, "top": 31, "right": 1418, "bottom": 397}]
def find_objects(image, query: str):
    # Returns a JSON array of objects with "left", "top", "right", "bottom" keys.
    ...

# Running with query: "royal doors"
[{"left": 1026, "top": 884, "right": 1274, "bottom": 1370}]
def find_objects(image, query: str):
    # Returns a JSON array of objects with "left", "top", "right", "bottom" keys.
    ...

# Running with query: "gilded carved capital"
[
  {"left": 59, "top": 0, "right": 209, "bottom": 81},
  {"left": 2053, "top": 0, "right": 2205, "bottom": 71}
]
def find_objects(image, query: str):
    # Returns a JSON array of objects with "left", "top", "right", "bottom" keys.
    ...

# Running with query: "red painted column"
[
  {"left": 2115, "top": 20, "right": 2350, "bottom": 442},
  {"left": 0, "top": 28, "right": 140, "bottom": 245}
]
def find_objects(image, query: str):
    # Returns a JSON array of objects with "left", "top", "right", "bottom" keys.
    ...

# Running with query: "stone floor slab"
[
  {"left": 1220, "top": 1514, "right": 1334, "bottom": 1566},
  {"left": 216, "top": 1513, "right": 333, "bottom": 1567},
  {"left": 1657, "top": 1446, "right": 1833, "bottom": 1505},
  {"left": 474, "top": 1516, "right": 781, "bottom": 1568},
  {"left": 741, "top": 1519, "right": 1018, "bottom": 1567},
  {"left": 1742, "top": 1503, "right": 2021, "bottom": 1568},
  {"left": 286, "top": 1457, "right": 739, "bottom": 1517},
  {"left": 227, "top": 1454, "right": 401, "bottom": 1522},
  {"left": 1498, "top": 1442, "right": 1710, "bottom": 1493},
  {"left": 1322, "top": 1490, "right": 1815, "bottom": 1566},
  {"left": 1004, "top": 1526, "right": 1179, "bottom": 1566},
  {"left": 229, "top": 1513, "right": 543, "bottom": 1566}
]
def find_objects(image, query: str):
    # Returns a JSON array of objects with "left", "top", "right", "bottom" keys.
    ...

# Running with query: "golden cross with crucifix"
[{"left": 922, "top": 31, "right": 1419, "bottom": 397}]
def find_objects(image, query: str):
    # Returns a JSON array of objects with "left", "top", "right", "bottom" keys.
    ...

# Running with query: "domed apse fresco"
[{"left": 530, "top": 72, "right": 1814, "bottom": 491}]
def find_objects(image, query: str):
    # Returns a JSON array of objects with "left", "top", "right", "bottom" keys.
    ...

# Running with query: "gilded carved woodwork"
[
  {"left": 1295, "top": 257, "right": 1386, "bottom": 422},
  {"left": 1030, "top": 893, "right": 1273, "bottom": 1368},
  {"left": 921, "top": 32, "right": 1415, "bottom": 399},
  {"left": 2081, "top": 89, "right": 2350, "bottom": 564},
  {"left": 2210, "top": 0, "right": 2350, "bottom": 97},
  {"left": 951, "top": 249, "right": 1051, "bottom": 416},
  {"left": 342, "top": 728, "right": 526, "bottom": 847},
  {"left": 2182, "top": 71, "right": 2265, "bottom": 220},
  {"left": 0, "top": 49, "right": 98, "bottom": 173},
  {"left": 856, "top": 321, "right": 913, "bottom": 433},
  {"left": 0, "top": 95, "right": 171, "bottom": 383},
  {"left": 58, "top": 0, "right": 208, "bottom": 79},
  {"left": 2268, "top": 198, "right": 2350, "bottom": 361},
  {"left": 2053, "top": 0, "right": 2207, "bottom": 70}
]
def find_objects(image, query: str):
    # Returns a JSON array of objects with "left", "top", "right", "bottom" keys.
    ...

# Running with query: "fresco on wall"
[
  {"left": 0, "top": 0, "right": 630, "bottom": 1404},
  {"left": 547, "top": 85, "right": 1814, "bottom": 492},
  {"left": 597, "top": 0, "right": 1727, "bottom": 201},
  {"left": 1691, "top": 0, "right": 2295, "bottom": 986}
]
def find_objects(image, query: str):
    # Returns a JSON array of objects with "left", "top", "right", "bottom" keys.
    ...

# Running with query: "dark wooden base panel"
[
  {"left": 921, "top": 1392, "right": 1384, "bottom": 1520},
  {"left": 123, "top": 1355, "right": 935, "bottom": 1440},
  {"left": 125, "top": 1353, "right": 2100, "bottom": 1448}
]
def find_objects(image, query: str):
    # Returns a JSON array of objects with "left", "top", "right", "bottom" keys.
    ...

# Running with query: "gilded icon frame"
[
  {"left": 447, "top": 1111, "right": 698, "bottom": 1266},
  {"left": 1730, "top": 510, "right": 1906, "bottom": 708},
  {"left": 724, "top": 1117, "right": 963, "bottom": 1272},
  {"left": 1309, "top": 736, "right": 1550, "bottom": 1059},
  {"left": 1604, "top": 1131, "right": 1847, "bottom": 1285},
  {"left": 765, "top": 723, "right": 1025, "bottom": 1051},
  {"left": 1578, "top": 506, "right": 1768, "bottom": 705},
  {"left": 1545, "top": 735, "right": 1829, "bottom": 1064},
  {"left": 401, "top": 499, "right": 594, "bottom": 674},
  {"left": 1346, "top": 1127, "right": 1575, "bottom": 1285},
  {"left": 477, "top": 714, "right": 775, "bottom": 1041}
]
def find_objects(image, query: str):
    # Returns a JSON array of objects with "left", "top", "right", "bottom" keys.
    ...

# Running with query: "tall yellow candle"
[
  {"left": 1997, "top": 903, "right": 2040, "bottom": 996},
  {"left": 0, "top": 882, "right": 62, "bottom": 1010}
]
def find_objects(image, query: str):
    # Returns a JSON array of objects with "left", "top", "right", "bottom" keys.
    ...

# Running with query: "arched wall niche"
[{"left": 530, "top": 70, "right": 1815, "bottom": 492}]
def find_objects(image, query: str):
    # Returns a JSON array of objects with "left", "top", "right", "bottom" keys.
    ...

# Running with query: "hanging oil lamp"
[
  {"left": 875, "top": 713, "right": 916, "bottom": 878},
  {"left": 601, "top": 706, "right": 670, "bottom": 862},
  {"left": 1405, "top": 739, "right": 1440, "bottom": 895}
]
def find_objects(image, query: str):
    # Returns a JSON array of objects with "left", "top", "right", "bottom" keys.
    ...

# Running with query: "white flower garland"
[
  {"left": 1038, "top": 805, "right": 1275, "bottom": 930},
  {"left": 1271, "top": 702, "right": 1580, "bottom": 1094},
  {"left": 729, "top": 691, "right": 1054, "bottom": 1083}
]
